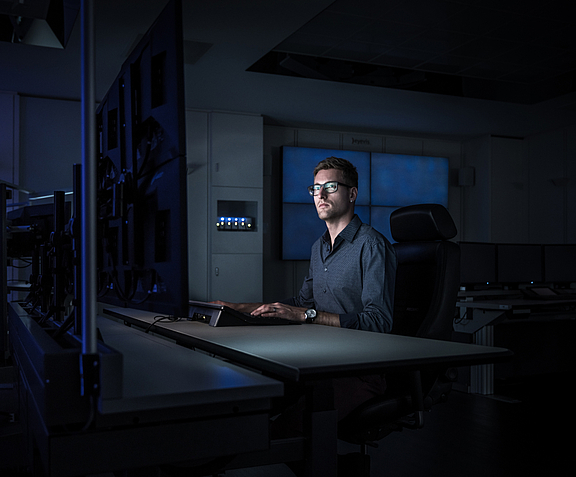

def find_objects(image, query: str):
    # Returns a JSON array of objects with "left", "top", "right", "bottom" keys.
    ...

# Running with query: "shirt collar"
[{"left": 321, "top": 214, "right": 362, "bottom": 245}]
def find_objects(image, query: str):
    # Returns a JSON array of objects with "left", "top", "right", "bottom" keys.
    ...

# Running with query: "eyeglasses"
[{"left": 307, "top": 181, "right": 353, "bottom": 196}]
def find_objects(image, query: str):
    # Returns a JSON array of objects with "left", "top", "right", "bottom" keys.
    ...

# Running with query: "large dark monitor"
[
  {"left": 459, "top": 242, "right": 497, "bottom": 287},
  {"left": 543, "top": 244, "right": 576, "bottom": 284},
  {"left": 7, "top": 201, "right": 71, "bottom": 260},
  {"left": 497, "top": 244, "right": 543, "bottom": 286},
  {"left": 96, "top": 0, "right": 188, "bottom": 318}
]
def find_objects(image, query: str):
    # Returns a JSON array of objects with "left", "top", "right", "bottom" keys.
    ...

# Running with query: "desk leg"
[
  {"left": 303, "top": 381, "right": 338, "bottom": 477},
  {"left": 471, "top": 325, "right": 494, "bottom": 395}
]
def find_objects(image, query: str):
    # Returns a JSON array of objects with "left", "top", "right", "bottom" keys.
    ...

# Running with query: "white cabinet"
[
  {"left": 187, "top": 110, "right": 263, "bottom": 302},
  {"left": 527, "top": 128, "right": 576, "bottom": 243},
  {"left": 210, "top": 113, "right": 263, "bottom": 188},
  {"left": 462, "top": 135, "right": 528, "bottom": 243}
]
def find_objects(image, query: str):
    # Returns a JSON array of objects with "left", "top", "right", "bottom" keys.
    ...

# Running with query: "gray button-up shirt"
[{"left": 285, "top": 215, "right": 397, "bottom": 333}]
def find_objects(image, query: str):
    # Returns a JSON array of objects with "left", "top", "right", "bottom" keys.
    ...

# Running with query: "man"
[
  {"left": 215, "top": 156, "right": 397, "bottom": 333},
  {"left": 214, "top": 156, "right": 397, "bottom": 429}
]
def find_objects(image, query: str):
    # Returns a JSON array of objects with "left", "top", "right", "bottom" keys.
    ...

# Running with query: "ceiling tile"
[
  {"left": 326, "top": 0, "right": 401, "bottom": 18},
  {"left": 381, "top": 0, "right": 466, "bottom": 28},
  {"left": 324, "top": 40, "right": 393, "bottom": 62},
  {"left": 350, "top": 20, "right": 422, "bottom": 47},
  {"left": 459, "top": 60, "right": 522, "bottom": 80},
  {"left": 416, "top": 54, "right": 482, "bottom": 74},
  {"left": 500, "top": 67, "right": 562, "bottom": 84},
  {"left": 486, "top": 16, "right": 556, "bottom": 43},
  {"left": 530, "top": 1, "right": 576, "bottom": 22},
  {"left": 494, "top": 45, "right": 566, "bottom": 68},
  {"left": 297, "top": 10, "right": 373, "bottom": 39},
  {"left": 434, "top": 5, "right": 517, "bottom": 35},
  {"left": 372, "top": 47, "right": 441, "bottom": 69},
  {"left": 275, "top": 32, "right": 341, "bottom": 56},
  {"left": 447, "top": 36, "right": 521, "bottom": 60},
  {"left": 400, "top": 28, "right": 476, "bottom": 54}
]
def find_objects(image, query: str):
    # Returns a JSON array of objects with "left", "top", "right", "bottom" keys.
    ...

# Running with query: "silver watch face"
[{"left": 305, "top": 309, "right": 316, "bottom": 319}]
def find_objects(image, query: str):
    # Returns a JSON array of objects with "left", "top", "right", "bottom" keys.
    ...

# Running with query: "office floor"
[
  {"left": 227, "top": 373, "right": 574, "bottom": 477},
  {"left": 358, "top": 375, "right": 572, "bottom": 477},
  {"left": 1, "top": 372, "right": 572, "bottom": 477}
]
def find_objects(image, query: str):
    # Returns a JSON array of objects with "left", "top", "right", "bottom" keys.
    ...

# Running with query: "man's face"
[{"left": 313, "top": 168, "right": 356, "bottom": 222}]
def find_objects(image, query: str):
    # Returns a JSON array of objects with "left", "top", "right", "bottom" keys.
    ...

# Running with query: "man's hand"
[
  {"left": 251, "top": 303, "right": 341, "bottom": 327},
  {"left": 212, "top": 300, "right": 341, "bottom": 327},
  {"left": 251, "top": 302, "right": 306, "bottom": 322},
  {"left": 210, "top": 301, "right": 262, "bottom": 314}
]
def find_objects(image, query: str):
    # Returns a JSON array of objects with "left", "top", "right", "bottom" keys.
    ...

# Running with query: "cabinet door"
[
  {"left": 210, "top": 113, "right": 263, "bottom": 188},
  {"left": 567, "top": 125, "right": 576, "bottom": 242},
  {"left": 211, "top": 254, "right": 262, "bottom": 303},
  {"left": 528, "top": 131, "right": 566, "bottom": 243}
]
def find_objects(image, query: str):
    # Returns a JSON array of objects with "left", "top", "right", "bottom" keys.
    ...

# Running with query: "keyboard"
[{"left": 188, "top": 300, "right": 300, "bottom": 327}]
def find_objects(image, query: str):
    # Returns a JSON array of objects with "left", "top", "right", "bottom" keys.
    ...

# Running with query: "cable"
[
  {"left": 453, "top": 309, "right": 469, "bottom": 325},
  {"left": 81, "top": 395, "right": 96, "bottom": 432},
  {"left": 144, "top": 314, "right": 179, "bottom": 333},
  {"left": 52, "top": 309, "right": 77, "bottom": 340}
]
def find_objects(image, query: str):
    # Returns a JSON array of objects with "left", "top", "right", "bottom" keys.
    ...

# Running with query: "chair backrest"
[{"left": 390, "top": 204, "right": 460, "bottom": 341}]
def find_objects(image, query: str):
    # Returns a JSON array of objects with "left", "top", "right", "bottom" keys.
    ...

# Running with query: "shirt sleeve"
[
  {"left": 339, "top": 239, "right": 396, "bottom": 333},
  {"left": 280, "top": 262, "right": 316, "bottom": 309}
]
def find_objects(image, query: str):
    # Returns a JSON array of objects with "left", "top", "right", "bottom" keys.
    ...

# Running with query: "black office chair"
[{"left": 338, "top": 203, "right": 460, "bottom": 475}]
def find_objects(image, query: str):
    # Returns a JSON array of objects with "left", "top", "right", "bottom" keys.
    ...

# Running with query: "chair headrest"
[{"left": 391, "top": 204, "right": 457, "bottom": 242}]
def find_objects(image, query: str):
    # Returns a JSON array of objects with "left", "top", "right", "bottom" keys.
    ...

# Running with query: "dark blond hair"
[{"left": 313, "top": 157, "right": 358, "bottom": 188}]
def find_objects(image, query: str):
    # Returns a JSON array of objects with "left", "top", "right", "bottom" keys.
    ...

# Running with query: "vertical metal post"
[
  {"left": 1, "top": 184, "right": 8, "bottom": 365},
  {"left": 471, "top": 325, "right": 494, "bottom": 395},
  {"left": 81, "top": 0, "right": 97, "bottom": 356},
  {"left": 53, "top": 191, "right": 66, "bottom": 322},
  {"left": 73, "top": 164, "right": 83, "bottom": 335}
]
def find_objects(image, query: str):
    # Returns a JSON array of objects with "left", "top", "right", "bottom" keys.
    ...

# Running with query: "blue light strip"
[{"left": 216, "top": 216, "right": 254, "bottom": 231}]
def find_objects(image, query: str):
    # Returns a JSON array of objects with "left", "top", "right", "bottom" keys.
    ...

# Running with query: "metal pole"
[
  {"left": 1, "top": 184, "right": 8, "bottom": 365},
  {"left": 81, "top": 0, "right": 97, "bottom": 355}
]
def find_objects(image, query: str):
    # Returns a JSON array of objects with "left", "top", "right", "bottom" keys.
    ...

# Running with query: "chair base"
[{"left": 338, "top": 452, "right": 371, "bottom": 477}]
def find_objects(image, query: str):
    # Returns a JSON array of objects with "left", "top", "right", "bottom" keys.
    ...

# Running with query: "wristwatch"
[{"left": 304, "top": 308, "right": 317, "bottom": 324}]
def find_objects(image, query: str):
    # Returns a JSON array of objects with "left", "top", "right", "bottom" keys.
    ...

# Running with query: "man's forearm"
[{"left": 315, "top": 310, "right": 341, "bottom": 328}]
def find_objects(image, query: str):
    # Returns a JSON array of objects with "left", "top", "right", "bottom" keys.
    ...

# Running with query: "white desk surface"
[
  {"left": 105, "top": 308, "right": 512, "bottom": 382},
  {"left": 96, "top": 315, "right": 284, "bottom": 416},
  {"left": 9, "top": 308, "right": 285, "bottom": 476}
]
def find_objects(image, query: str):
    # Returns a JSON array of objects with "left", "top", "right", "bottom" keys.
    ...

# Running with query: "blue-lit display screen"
[
  {"left": 371, "top": 153, "right": 449, "bottom": 207},
  {"left": 282, "top": 203, "right": 325, "bottom": 260},
  {"left": 281, "top": 146, "right": 449, "bottom": 260},
  {"left": 281, "top": 203, "right": 371, "bottom": 261},
  {"left": 282, "top": 147, "right": 371, "bottom": 205},
  {"left": 370, "top": 206, "right": 398, "bottom": 241}
]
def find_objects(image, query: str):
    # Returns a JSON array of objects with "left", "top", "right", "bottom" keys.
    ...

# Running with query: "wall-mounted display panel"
[
  {"left": 371, "top": 153, "right": 449, "bottom": 207},
  {"left": 281, "top": 146, "right": 449, "bottom": 260}
]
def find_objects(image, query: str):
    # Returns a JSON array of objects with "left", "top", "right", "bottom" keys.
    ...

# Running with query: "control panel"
[{"left": 216, "top": 216, "right": 254, "bottom": 231}]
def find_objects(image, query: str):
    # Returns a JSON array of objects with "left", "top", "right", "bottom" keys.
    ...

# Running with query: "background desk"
[
  {"left": 105, "top": 307, "right": 512, "bottom": 477},
  {"left": 455, "top": 294, "right": 575, "bottom": 394}
]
